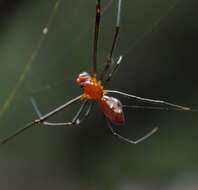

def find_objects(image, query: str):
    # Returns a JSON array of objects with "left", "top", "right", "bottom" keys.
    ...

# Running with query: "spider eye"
[
  {"left": 76, "top": 72, "right": 90, "bottom": 85},
  {"left": 79, "top": 72, "right": 89, "bottom": 77}
]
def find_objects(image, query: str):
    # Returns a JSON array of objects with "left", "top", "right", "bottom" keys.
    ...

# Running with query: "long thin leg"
[
  {"left": 105, "top": 55, "right": 123, "bottom": 82},
  {"left": 77, "top": 102, "right": 95, "bottom": 124},
  {"left": 109, "top": 0, "right": 122, "bottom": 59},
  {"left": 71, "top": 100, "right": 89, "bottom": 124},
  {"left": 123, "top": 105, "right": 197, "bottom": 112},
  {"left": 0, "top": 95, "right": 82, "bottom": 144},
  {"left": 31, "top": 97, "right": 43, "bottom": 118},
  {"left": 0, "top": 121, "right": 36, "bottom": 145},
  {"left": 31, "top": 98, "right": 88, "bottom": 126},
  {"left": 106, "top": 90, "right": 191, "bottom": 111},
  {"left": 92, "top": 0, "right": 101, "bottom": 75},
  {"left": 44, "top": 102, "right": 94, "bottom": 126},
  {"left": 31, "top": 98, "right": 94, "bottom": 126},
  {"left": 107, "top": 120, "right": 158, "bottom": 144},
  {"left": 100, "top": 0, "right": 122, "bottom": 80}
]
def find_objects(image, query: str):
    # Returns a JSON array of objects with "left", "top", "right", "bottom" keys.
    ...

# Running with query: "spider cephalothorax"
[{"left": 76, "top": 72, "right": 105, "bottom": 101}]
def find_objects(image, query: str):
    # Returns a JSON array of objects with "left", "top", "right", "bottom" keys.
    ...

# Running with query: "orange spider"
[
  {"left": 0, "top": 0, "right": 191, "bottom": 145},
  {"left": 77, "top": 72, "right": 125, "bottom": 125}
]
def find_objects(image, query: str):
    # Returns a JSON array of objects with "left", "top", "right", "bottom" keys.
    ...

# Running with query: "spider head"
[{"left": 76, "top": 72, "right": 91, "bottom": 87}]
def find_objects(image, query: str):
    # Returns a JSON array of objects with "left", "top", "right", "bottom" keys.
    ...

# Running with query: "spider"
[{"left": 0, "top": 0, "right": 192, "bottom": 145}]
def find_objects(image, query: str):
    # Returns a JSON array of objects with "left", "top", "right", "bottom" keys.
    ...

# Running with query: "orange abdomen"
[{"left": 99, "top": 96, "right": 125, "bottom": 125}]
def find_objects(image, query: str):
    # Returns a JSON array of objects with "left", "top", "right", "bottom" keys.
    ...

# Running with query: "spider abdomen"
[{"left": 99, "top": 95, "right": 125, "bottom": 125}]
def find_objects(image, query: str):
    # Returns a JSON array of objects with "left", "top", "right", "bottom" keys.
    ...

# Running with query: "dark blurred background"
[{"left": 0, "top": 0, "right": 198, "bottom": 189}]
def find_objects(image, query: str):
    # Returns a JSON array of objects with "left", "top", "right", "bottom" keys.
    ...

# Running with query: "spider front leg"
[
  {"left": 100, "top": 0, "right": 122, "bottom": 81},
  {"left": 31, "top": 97, "right": 94, "bottom": 127},
  {"left": 105, "top": 55, "right": 123, "bottom": 82},
  {"left": 0, "top": 95, "right": 82, "bottom": 144},
  {"left": 92, "top": 0, "right": 101, "bottom": 75}
]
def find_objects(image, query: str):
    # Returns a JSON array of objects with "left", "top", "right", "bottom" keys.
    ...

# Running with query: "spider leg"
[
  {"left": 77, "top": 102, "right": 95, "bottom": 123},
  {"left": 45, "top": 102, "right": 94, "bottom": 126},
  {"left": 100, "top": 0, "right": 122, "bottom": 81},
  {"left": 0, "top": 95, "right": 82, "bottom": 144},
  {"left": 30, "top": 97, "right": 88, "bottom": 126},
  {"left": 106, "top": 90, "right": 191, "bottom": 111},
  {"left": 107, "top": 120, "right": 158, "bottom": 144},
  {"left": 30, "top": 96, "right": 43, "bottom": 118},
  {"left": 123, "top": 105, "right": 197, "bottom": 112},
  {"left": 92, "top": 0, "right": 101, "bottom": 75},
  {"left": 31, "top": 98, "right": 86, "bottom": 126},
  {"left": 70, "top": 100, "right": 89, "bottom": 125},
  {"left": 43, "top": 102, "right": 94, "bottom": 126},
  {"left": 105, "top": 55, "right": 123, "bottom": 82},
  {"left": 31, "top": 97, "right": 93, "bottom": 127}
]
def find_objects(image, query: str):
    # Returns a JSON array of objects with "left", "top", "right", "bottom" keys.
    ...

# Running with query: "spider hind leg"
[{"left": 107, "top": 120, "right": 158, "bottom": 144}]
